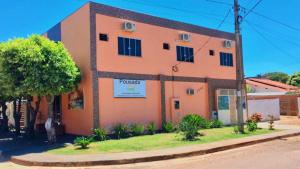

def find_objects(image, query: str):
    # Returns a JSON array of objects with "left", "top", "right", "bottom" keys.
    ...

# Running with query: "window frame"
[
  {"left": 118, "top": 36, "right": 142, "bottom": 57},
  {"left": 176, "top": 46, "right": 194, "bottom": 63},
  {"left": 220, "top": 52, "right": 233, "bottom": 67}
]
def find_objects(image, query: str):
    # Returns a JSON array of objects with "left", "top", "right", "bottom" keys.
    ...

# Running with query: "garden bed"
[{"left": 48, "top": 127, "right": 278, "bottom": 155}]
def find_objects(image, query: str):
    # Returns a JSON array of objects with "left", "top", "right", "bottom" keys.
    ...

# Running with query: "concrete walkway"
[{"left": 10, "top": 128, "right": 300, "bottom": 167}]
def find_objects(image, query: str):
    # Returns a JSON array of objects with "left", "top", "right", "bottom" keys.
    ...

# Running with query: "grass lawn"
[{"left": 48, "top": 127, "right": 277, "bottom": 155}]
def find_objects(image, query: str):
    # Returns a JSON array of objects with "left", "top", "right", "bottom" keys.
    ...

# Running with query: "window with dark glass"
[
  {"left": 209, "top": 50, "right": 215, "bottom": 56},
  {"left": 163, "top": 43, "right": 170, "bottom": 50},
  {"left": 176, "top": 46, "right": 194, "bottom": 63},
  {"left": 99, "top": 33, "right": 108, "bottom": 41},
  {"left": 118, "top": 37, "right": 141, "bottom": 57},
  {"left": 220, "top": 52, "right": 233, "bottom": 67}
]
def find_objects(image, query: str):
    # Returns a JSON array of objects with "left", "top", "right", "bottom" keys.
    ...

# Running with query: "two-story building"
[{"left": 37, "top": 2, "right": 238, "bottom": 135}]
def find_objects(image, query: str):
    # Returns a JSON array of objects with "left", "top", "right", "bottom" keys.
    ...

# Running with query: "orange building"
[{"left": 39, "top": 2, "right": 238, "bottom": 135}]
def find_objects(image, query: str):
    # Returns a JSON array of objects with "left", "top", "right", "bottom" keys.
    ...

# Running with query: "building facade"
[{"left": 39, "top": 2, "right": 238, "bottom": 135}]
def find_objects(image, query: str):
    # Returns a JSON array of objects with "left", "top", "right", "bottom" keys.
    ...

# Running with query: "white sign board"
[{"left": 114, "top": 79, "right": 146, "bottom": 98}]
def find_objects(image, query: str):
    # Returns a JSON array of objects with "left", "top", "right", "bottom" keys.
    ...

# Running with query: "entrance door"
[{"left": 53, "top": 96, "right": 62, "bottom": 123}]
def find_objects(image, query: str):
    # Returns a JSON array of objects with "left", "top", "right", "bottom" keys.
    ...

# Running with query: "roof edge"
[{"left": 89, "top": 1, "right": 235, "bottom": 40}]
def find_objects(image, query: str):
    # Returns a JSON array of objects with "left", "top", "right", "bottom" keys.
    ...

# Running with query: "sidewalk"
[{"left": 10, "top": 128, "right": 300, "bottom": 167}]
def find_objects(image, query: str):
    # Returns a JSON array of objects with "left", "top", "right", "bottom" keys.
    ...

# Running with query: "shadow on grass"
[{"left": 0, "top": 131, "right": 78, "bottom": 163}]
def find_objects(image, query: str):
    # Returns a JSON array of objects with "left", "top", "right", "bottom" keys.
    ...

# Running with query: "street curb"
[{"left": 10, "top": 131, "right": 300, "bottom": 167}]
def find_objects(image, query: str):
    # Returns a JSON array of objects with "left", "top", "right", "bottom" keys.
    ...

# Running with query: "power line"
[
  {"left": 246, "top": 20, "right": 300, "bottom": 48},
  {"left": 205, "top": 0, "right": 233, "bottom": 6},
  {"left": 245, "top": 20, "right": 300, "bottom": 61},
  {"left": 173, "top": 8, "right": 232, "bottom": 67},
  {"left": 251, "top": 11, "right": 300, "bottom": 32},
  {"left": 243, "top": 0, "right": 263, "bottom": 19},
  {"left": 123, "top": 0, "right": 226, "bottom": 18}
]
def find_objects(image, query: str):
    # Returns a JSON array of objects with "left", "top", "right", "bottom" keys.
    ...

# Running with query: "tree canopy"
[
  {"left": 0, "top": 35, "right": 81, "bottom": 97},
  {"left": 261, "top": 72, "right": 289, "bottom": 84},
  {"left": 287, "top": 72, "right": 300, "bottom": 87}
]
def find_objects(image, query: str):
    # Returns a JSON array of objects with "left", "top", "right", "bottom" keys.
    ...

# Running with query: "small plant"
[
  {"left": 147, "top": 122, "right": 156, "bottom": 135},
  {"left": 130, "top": 124, "right": 145, "bottom": 136},
  {"left": 92, "top": 128, "right": 107, "bottom": 141},
  {"left": 210, "top": 119, "right": 224, "bottom": 128},
  {"left": 113, "top": 123, "right": 129, "bottom": 139},
  {"left": 250, "top": 113, "right": 263, "bottom": 123},
  {"left": 162, "top": 121, "right": 174, "bottom": 133},
  {"left": 178, "top": 114, "right": 202, "bottom": 140},
  {"left": 268, "top": 115, "right": 275, "bottom": 130},
  {"left": 246, "top": 119, "right": 257, "bottom": 132},
  {"left": 74, "top": 136, "right": 92, "bottom": 149},
  {"left": 233, "top": 125, "right": 239, "bottom": 134}
]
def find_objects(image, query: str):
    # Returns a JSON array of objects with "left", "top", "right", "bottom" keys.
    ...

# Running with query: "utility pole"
[{"left": 234, "top": 0, "right": 245, "bottom": 133}]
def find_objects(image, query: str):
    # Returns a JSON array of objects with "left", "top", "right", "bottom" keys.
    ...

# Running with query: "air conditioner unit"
[
  {"left": 186, "top": 88, "right": 195, "bottom": 95},
  {"left": 180, "top": 33, "right": 191, "bottom": 42},
  {"left": 224, "top": 40, "right": 232, "bottom": 48},
  {"left": 123, "top": 21, "right": 136, "bottom": 32}
]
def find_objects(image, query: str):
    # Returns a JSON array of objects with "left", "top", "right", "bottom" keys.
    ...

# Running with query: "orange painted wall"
[
  {"left": 39, "top": 4, "right": 93, "bottom": 135},
  {"left": 60, "top": 4, "right": 93, "bottom": 135},
  {"left": 95, "top": 14, "right": 236, "bottom": 80},
  {"left": 165, "top": 81, "right": 209, "bottom": 124},
  {"left": 98, "top": 78, "right": 162, "bottom": 129}
]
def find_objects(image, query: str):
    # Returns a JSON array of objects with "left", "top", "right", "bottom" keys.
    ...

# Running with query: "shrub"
[
  {"left": 210, "top": 119, "right": 224, "bottom": 128},
  {"left": 178, "top": 114, "right": 203, "bottom": 140},
  {"left": 268, "top": 115, "right": 275, "bottom": 130},
  {"left": 130, "top": 124, "right": 145, "bottom": 136},
  {"left": 250, "top": 113, "right": 263, "bottom": 123},
  {"left": 246, "top": 119, "right": 257, "bottom": 132},
  {"left": 162, "top": 121, "right": 174, "bottom": 133},
  {"left": 113, "top": 123, "right": 129, "bottom": 139},
  {"left": 92, "top": 128, "right": 107, "bottom": 141},
  {"left": 233, "top": 125, "right": 239, "bottom": 134},
  {"left": 196, "top": 116, "right": 211, "bottom": 129},
  {"left": 74, "top": 136, "right": 92, "bottom": 149},
  {"left": 147, "top": 122, "right": 156, "bottom": 135}
]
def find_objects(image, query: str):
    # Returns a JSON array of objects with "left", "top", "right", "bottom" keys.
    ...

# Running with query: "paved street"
[{"left": 1, "top": 135, "right": 300, "bottom": 169}]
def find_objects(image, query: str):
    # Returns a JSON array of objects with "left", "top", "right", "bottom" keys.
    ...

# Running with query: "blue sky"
[{"left": 1, "top": 0, "right": 299, "bottom": 77}]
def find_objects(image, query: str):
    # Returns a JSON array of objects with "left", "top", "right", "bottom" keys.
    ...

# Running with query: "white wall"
[{"left": 247, "top": 99, "right": 280, "bottom": 121}]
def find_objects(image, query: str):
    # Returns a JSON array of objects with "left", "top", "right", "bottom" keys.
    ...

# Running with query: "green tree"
[
  {"left": 287, "top": 72, "right": 300, "bottom": 87},
  {"left": 0, "top": 35, "right": 81, "bottom": 139},
  {"left": 261, "top": 72, "right": 289, "bottom": 83}
]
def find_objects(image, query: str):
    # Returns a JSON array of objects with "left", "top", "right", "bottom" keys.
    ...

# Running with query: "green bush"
[
  {"left": 178, "top": 114, "right": 203, "bottom": 140},
  {"left": 210, "top": 119, "right": 224, "bottom": 128},
  {"left": 197, "top": 116, "right": 211, "bottom": 129},
  {"left": 162, "top": 121, "right": 174, "bottom": 133},
  {"left": 130, "top": 124, "right": 145, "bottom": 136},
  {"left": 246, "top": 119, "right": 258, "bottom": 132},
  {"left": 147, "top": 122, "right": 156, "bottom": 135},
  {"left": 113, "top": 123, "right": 129, "bottom": 139},
  {"left": 92, "top": 128, "right": 107, "bottom": 141},
  {"left": 233, "top": 125, "right": 239, "bottom": 134},
  {"left": 74, "top": 136, "right": 92, "bottom": 149}
]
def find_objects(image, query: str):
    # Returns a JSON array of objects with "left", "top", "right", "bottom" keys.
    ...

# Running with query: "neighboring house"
[
  {"left": 246, "top": 78, "right": 300, "bottom": 116},
  {"left": 35, "top": 2, "right": 238, "bottom": 135},
  {"left": 246, "top": 78, "right": 298, "bottom": 93}
]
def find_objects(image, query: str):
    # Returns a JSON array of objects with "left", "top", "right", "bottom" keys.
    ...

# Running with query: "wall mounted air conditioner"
[
  {"left": 223, "top": 40, "right": 232, "bottom": 48},
  {"left": 180, "top": 33, "right": 191, "bottom": 42},
  {"left": 186, "top": 88, "right": 195, "bottom": 95},
  {"left": 123, "top": 21, "right": 136, "bottom": 32}
]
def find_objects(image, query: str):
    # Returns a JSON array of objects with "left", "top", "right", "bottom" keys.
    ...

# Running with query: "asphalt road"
[{"left": 1, "top": 136, "right": 300, "bottom": 169}]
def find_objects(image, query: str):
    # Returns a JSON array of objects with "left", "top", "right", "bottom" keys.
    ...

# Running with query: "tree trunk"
[
  {"left": 27, "top": 96, "right": 41, "bottom": 137},
  {"left": 13, "top": 98, "right": 22, "bottom": 135},
  {"left": 46, "top": 95, "right": 56, "bottom": 143},
  {"left": 0, "top": 101, "right": 8, "bottom": 132}
]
